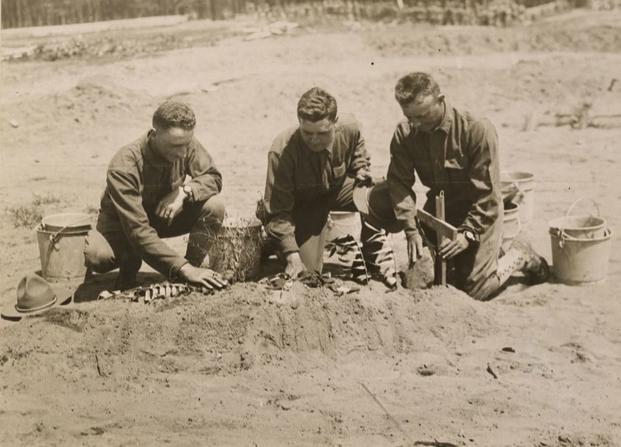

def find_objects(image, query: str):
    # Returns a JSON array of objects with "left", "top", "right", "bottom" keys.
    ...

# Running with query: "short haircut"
[
  {"left": 297, "top": 87, "right": 338, "bottom": 122},
  {"left": 152, "top": 100, "right": 196, "bottom": 130},
  {"left": 394, "top": 72, "right": 441, "bottom": 106}
]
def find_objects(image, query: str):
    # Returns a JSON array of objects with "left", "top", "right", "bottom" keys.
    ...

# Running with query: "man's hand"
[
  {"left": 285, "top": 252, "right": 306, "bottom": 278},
  {"left": 179, "top": 263, "right": 228, "bottom": 290},
  {"left": 354, "top": 168, "right": 372, "bottom": 187},
  {"left": 406, "top": 232, "right": 424, "bottom": 268},
  {"left": 438, "top": 233, "right": 469, "bottom": 260},
  {"left": 156, "top": 187, "right": 186, "bottom": 225}
]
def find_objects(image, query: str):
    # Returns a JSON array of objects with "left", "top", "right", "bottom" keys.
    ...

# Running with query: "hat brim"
[
  {"left": 1, "top": 281, "right": 76, "bottom": 321},
  {"left": 353, "top": 185, "right": 370, "bottom": 215}
]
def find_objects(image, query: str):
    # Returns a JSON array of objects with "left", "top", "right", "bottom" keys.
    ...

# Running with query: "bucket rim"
[
  {"left": 37, "top": 225, "right": 91, "bottom": 235},
  {"left": 502, "top": 208, "right": 520, "bottom": 217},
  {"left": 548, "top": 215, "right": 606, "bottom": 232},
  {"left": 500, "top": 171, "right": 535, "bottom": 182},
  {"left": 549, "top": 227, "right": 612, "bottom": 242},
  {"left": 329, "top": 211, "right": 359, "bottom": 221},
  {"left": 329, "top": 211, "right": 359, "bottom": 216},
  {"left": 41, "top": 213, "right": 92, "bottom": 231}
]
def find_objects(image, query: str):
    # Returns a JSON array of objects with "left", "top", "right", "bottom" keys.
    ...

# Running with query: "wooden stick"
[
  {"left": 435, "top": 191, "right": 447, "bottom": 286},
  {"left": 416, "top": 208, "right": 458, "bottom": 241}
]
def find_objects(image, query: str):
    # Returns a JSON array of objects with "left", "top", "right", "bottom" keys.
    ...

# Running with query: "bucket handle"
[
  {"left": 45, "top": 221, "right": 86, "bottom": 251},
  {"left": 501, "top": 181, "right": 522, "bottom": 196},
  {"left": 566, "top": 198, "right": 600, "bottom": 218},
  {"left": 48, "top": 226, "right": 70, "bottom": 250}
]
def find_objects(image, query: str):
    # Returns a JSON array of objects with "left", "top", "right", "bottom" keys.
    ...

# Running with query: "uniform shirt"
[
  {"left": 98, "top": 131, "right": 222, "bottom": 278},
  {"left": 387, "top": 103, "right": 502, "bottom": 238},
  {"left": 263, "top": 117, "right": 370, "bottom": 253}
]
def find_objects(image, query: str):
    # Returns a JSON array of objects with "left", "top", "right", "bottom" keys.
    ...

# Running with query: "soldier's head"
[
  {"left": 151, "top": 100, "right": 196, "bottom": 162},
  {"left": 297, "top": 87, "right": 338, "bottom": 153},
  {"left": 395, "top": 72, "right": 445, "bottom": 132}
]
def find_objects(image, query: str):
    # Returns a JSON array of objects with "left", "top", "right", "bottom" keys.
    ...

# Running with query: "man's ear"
[
  {"left": 437, "top": 94, "right": 445, "bottom": 104},
  {"left": 333, "top": 115, "right": 339, "bottom": 124}
]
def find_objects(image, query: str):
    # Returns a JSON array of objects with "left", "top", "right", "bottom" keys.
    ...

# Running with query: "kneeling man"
[
  {"left": 85, "top": 101, "right": 227, "bottom": 290},
  {"left": 361, "top": 72, "right": 549, "bottom": 300},
  {"left": 258, "top": 87, "right": 396, "bottom": 285}
]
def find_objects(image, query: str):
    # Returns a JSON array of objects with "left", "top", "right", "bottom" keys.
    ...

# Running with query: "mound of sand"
[{"left": 0, "top": 282, "right": 495, "bottom": 386}]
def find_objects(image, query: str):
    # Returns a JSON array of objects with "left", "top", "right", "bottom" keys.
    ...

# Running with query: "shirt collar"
[
  {"left": 434, "top": 101, "right": 453, "bottom": 133},
  {"left": 297, "top": 127, "right": 336, "bottom": 158},
  {"left": 145, "top": 130, "right": 172, "bottom": 165},
  {"left": 324, "top": 140, "right": 335, "bottom": 158}
]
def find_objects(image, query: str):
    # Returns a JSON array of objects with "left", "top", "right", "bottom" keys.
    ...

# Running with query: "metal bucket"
[
  {"left": 36, "top": 213, "right": 93, "bottom": 281},
  {"left": 501, "top": 171, "right": 535, "bottom": 223},
  {"left": 549, "top": 228, "right": 612, "bottom": 285},
  {"left": 548, "top": 199, "right": 611, "bottom": 284},
  {"left": 502, "top": 202, "right": 521, "bottom": 252},
  {"left": 325, "top": 211, "right": 361, "bottom": 242}
]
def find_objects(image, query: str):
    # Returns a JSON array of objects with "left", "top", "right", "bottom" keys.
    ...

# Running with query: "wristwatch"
[{"left": 461, "top": 230, "right": 478, "bottom": 245}]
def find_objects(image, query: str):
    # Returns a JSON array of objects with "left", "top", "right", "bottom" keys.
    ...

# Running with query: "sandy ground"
[{"left": 1, "top": 11, "right": 621, "bottom": 446}]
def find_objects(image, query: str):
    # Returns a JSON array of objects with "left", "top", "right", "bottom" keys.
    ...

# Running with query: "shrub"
[{"left": 6, "top": 204, "right": 43, "bottom": 228}]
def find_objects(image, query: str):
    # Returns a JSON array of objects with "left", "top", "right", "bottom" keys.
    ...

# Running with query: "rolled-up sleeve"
[
  {"left": 387, "top": 126, "right": 419, "bottom": 237},
  {"left": 184, "top": 141, "right": 222, "bottom": 203},
  {"left": 459, "top": 119, "right": 502, "bottom": 235},
  {"left": 107, "top": 169, "right": 187, "bottom": 278},
  {"left": 263, "top": 150, "right": 298, "bottom": 254}
]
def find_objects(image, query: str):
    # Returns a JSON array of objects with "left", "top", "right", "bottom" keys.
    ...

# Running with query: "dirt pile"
[
  {"left": 3, "top": 26, "right": 238, "bottom": 63},
  {"left": 0, "top": 282, "right": 495, "bottom": 386}
]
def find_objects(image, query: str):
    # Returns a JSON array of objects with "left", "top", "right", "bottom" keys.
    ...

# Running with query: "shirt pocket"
[{"left": 444, "top": 158, "right": 469, "bottom": 187}]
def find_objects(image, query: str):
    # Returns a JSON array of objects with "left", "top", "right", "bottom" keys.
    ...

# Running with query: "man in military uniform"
[
  {"left": 358, "top": 72, "right": 549, "bottom": 299},
  {"left": 259, "top": 87, "right": 397, "bottom": 286},
  {"left": 85, "top": 101, "right": 227, "bottom": 291}
]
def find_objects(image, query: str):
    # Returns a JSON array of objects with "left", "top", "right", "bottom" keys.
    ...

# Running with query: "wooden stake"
[
  {"left": 435, "top": 191, "right": 447, "bottom": 286},
  {"left": 416, "top": 208, "right": 457, "bottom": 241}
]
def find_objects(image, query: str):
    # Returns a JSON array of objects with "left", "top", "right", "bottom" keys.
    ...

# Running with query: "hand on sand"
[
  {"left": 285, "top": 252, "right": 306, "bottom": 278},
  {"left": 179, "top": 264, "right": 228, "bottom": 290},
  {"left": 438, "top": 233, "right": 469, "bottom": 260},
  {"left": 156, "top": 187, "right": 185, "bottom": 225},
  {"left": 406, "top": 232, "right": 424, "bottom": 268}
]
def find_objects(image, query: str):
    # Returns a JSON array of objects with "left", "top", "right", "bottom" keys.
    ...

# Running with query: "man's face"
[
  {"left": 400, "top": 94, "right": 444, "bottom": 132},
  {"left": 152, "top": 127, "right": 193, "bottom": 162},
  {"left": 299, "top": 118, "right": 336, "bottom": 153}
]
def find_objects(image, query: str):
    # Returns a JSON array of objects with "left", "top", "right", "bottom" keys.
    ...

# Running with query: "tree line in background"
[{"left": 1, "top": 0, "right": 572, "bottom": 29}]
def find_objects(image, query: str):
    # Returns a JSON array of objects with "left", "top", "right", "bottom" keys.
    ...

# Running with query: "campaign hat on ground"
[{"left": 1, "top": 274, "right": 74, "bottom": 321}]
